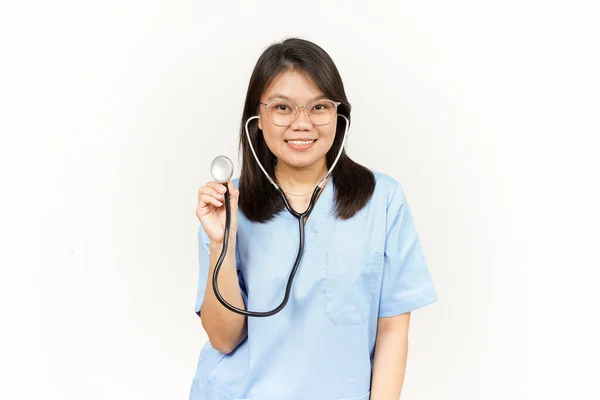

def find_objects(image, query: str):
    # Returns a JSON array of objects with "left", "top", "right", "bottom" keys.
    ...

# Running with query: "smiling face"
[{"left": 257, "top": 70, "right": 338, "bottom": 171}]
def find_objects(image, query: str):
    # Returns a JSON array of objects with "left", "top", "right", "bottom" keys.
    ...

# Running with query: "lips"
[
  {"left": 284, "top": 138, "right": 317, "bottom": 151},
  {"left": 284, "top": 138, "right": 317, "bottom": 142}
]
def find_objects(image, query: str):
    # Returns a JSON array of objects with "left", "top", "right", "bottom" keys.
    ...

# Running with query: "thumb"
[{"left": 226, "top": 180, "right": 240, "bottom": 202}]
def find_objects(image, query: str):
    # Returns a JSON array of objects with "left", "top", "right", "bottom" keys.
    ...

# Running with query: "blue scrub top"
[{"left": 190, "top": 171, "right": 438, "bottom": 400}]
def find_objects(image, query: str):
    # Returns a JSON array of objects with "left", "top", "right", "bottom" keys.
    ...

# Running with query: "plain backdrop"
[{"left": 1, "top": 1, "right": 599, "bottom": 399}]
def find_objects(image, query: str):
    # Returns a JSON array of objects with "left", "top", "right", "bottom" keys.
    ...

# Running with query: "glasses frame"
[{"left": 259, "top": 98, "right": 342, "bottom": 127}]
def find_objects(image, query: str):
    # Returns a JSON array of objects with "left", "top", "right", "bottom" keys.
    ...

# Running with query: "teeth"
[{"left": 287, "top": 140, "right": 314, "bottom": 145}]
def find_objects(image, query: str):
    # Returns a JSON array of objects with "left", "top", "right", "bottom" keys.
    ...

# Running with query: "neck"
[{"left": 274, "top": 158, "right": 328, "bottom": 193}]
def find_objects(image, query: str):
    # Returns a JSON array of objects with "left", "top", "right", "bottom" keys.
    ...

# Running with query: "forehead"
[{"left": 263, "top": 70, "right": 324, "bottom": 101}]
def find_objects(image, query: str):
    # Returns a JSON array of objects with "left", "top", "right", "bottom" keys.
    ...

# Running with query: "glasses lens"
[
  {"left": 308, "top": 100, "right": 337, "bottom": 126},
  {"left": 268, "top": 100, "right": 296, "bottom": 127}
]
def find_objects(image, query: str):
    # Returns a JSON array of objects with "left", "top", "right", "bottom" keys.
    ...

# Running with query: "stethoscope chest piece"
[{"left": 211, "top": 155, "right": 234, "bottom": 183}]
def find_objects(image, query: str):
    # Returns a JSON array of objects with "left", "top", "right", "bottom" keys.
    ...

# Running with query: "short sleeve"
[
  {"left": 378, "top": 182, "right": 439, "bottom": 317},
  {"left": 194, "top": 224, "right": 248, "bottom": 317}
]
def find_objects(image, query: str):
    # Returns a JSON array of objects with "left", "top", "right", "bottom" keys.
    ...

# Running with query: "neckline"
[
  {"left": 283, "top": 177, "right": 333, "bottom": 224},
  {"left": 280, "top": 178, "right": 332, "bottom": 248}
]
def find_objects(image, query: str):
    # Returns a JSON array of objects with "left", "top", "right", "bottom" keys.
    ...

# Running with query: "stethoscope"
[{"left": 209, "top": 113, "right": 350, "bottom": 317}]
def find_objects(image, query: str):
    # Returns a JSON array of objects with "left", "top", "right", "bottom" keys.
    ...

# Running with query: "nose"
[{"left": 290, "top": 105, "right": 312, "bottom": 130}]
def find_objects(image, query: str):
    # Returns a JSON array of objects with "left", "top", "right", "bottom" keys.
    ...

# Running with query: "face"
[{"left": 257, "top": 70, "right": 338, "bottom": 170}]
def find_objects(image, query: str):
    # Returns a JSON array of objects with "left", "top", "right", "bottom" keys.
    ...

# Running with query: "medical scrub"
[{"left": 189, "top": 171, "right": 438, "bottom": 400}]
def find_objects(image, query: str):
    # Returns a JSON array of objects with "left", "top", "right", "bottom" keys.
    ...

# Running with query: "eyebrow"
[{"left": 265, "top": 93, "right": 329, "bottom": 102}]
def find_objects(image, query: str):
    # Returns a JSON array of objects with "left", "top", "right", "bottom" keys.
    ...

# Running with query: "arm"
[
  {"left": 200, "top": 236, "right": 247, "bottom": 354},
  {"left": 370, "top": 312, "right": 411, "bottom": 400}
]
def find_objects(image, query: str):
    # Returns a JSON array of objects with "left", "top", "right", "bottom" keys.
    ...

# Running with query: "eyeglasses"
[{"left": 259, "top": 98, "right": 341, "bottom": 127}]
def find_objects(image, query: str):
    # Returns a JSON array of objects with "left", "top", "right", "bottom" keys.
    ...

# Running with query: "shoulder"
[
  {"left": 370, "top": 171, "right": 412, "bottom": 216},
  {"left": 232, "top": 177, "right": 240, "bottom": 187},
  {"left": 372, "top": 171, "right": 398, "bottom": 187},
  {"left": 371, "top": 171, "right": 403, "bottom": 199}
]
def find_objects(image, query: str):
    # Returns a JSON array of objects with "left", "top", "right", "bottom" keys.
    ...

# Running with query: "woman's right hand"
[{"left": 196, "top": 180, "right": 239, "bottom": 244}]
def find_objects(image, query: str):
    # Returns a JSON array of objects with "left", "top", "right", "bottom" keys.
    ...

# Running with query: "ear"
[{"left": 257, "top": 116, "right": 263, "bottom": 131}]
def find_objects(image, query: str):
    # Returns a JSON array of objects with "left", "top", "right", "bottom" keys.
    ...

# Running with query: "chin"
[{"left": 280, "top": 156, "right": 322, "bottom": 169}]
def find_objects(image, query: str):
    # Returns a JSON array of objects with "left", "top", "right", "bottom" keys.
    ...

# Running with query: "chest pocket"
[{"left": 324, "top": 252, "right": 383, "bottom": 325}]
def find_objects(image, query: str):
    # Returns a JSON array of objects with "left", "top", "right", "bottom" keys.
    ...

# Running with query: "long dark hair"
[{"left": 238, "top": 38, "right": 375, "bottom": 223}]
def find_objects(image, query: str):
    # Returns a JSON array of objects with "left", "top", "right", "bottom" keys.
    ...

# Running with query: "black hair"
[{"left": 238, "top": 38, "right": 375, "bottom": 223}]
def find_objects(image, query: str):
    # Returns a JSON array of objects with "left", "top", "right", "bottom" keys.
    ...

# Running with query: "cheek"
[
  {"left": 320, "top": 126, "right": 337, "bottom": 145},
  {"left": 261, "top": 127, "right": 285, "bottom": 151}
]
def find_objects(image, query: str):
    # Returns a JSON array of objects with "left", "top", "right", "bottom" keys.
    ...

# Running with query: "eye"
[
  {"left": 271, "top": 103, "right": 293, "bottom": 112},
  {"left": 312, "top": 103, "right": 330, "bottom": 111}
]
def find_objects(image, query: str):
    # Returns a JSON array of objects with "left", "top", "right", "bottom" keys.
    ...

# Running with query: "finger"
[
  {"left": 199, "top": 184, "right": 225, "bottom": 203},
  {"left": 207, "top": 181, "right": 228, "bottom": 194},
  {"left": 227, "top": 181, "right": 240, "bottom": 197},
  {"left": 200, "top": 193, "right": 223, "bottom": 208},
  {"left": 200, "top": 186, "right": 224, "bottom": 201}
]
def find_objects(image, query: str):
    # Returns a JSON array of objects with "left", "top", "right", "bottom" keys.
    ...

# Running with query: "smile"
[{"left": 284, "top": 139, "right": 317, "bottom": 150}]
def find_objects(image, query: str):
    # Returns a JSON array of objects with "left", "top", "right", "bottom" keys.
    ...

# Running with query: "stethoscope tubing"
[{"left": 212, "top": 114, "right": 349, "bottom": 317}]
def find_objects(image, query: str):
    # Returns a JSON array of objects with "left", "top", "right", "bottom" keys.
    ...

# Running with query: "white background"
[{"left": 1, "top": 1, "right": 599, "bottom": 399}]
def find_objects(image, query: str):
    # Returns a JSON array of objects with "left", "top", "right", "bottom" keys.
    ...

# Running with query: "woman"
[{"left": 192, "top": 38, "right": 438, "bottom": 400}]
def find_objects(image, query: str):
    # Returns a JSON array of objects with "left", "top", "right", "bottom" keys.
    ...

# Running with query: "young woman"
[{"left": 192, "top": 38, "right": 438, "bottom": 400}]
